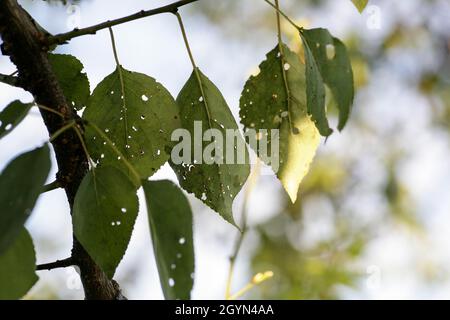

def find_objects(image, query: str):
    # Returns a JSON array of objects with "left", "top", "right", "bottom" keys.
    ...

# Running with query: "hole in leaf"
[{"left": 326, "top": 44, "right": 336, "bottom": 60}]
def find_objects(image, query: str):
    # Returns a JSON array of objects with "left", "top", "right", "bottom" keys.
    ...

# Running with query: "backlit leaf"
[
  {"left": 0, "top": 145, "right": 51, "bottom": 254},
  {"left": 0, "top": 228, "right": 38, "bottom": 300},
  {"left": 83, "top": 66, "right": 180, "bottom": 181},
  {"left": 301, "top": 28, "right": 354, "bottom": 132},
  {"left": 351, "top": 0, "right": 369, "bottom": 13},
  {"left": 48, "top": 53, "right": 90, "bottom": 111},
  {"left": 0, "top": 100, "right": 32, "bottom": 140},
  {"left": 240, "top": 44, "right": 320, "bottom": 203},
  {"left": 143, "top": 180, "right": 194, "bottom": 300},
  {"left": 73, "top": 166, "right": 139, "bottom": 279},
  {"left": 171, "top": 69, "right": 250, "bottom": 226}
]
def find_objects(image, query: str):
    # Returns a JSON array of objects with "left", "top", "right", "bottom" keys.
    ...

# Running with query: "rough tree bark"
[{"left": 0, "top": 0, "right": 125, "bottom": 299}]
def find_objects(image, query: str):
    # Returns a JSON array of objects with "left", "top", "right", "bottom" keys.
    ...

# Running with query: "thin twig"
[
  {"left": 263, "top": 0, "right": 301, "bottom": 30},
  {"left": 225, "top": 160, "right": 262, "bottom": 299},
  {"left": 42, "top": 180, "right": 61, "bottom": 193},
  {"left": 36, "top": 257, "right": 74, "bottom": 271},
  {"left": 108, "top": 27, "right": 130, "bottom": 153},
  {"left": 72, "top": 123, "right": 96, "bottom": 170},
  {"left": 175, "top": 12, "right": 198, "bottom": 72},
  {"left": 274, "top": 0, "right": 295, "bottom": 134},
  {"left": 47, "top": 0, "right": 201, "bottom": 45},
  {"left": 49, "top": 121, "right": 76, "bottom": 142},
  {"left": 174, "top": 12, "right": 210, "bottom": 119},
  {"left": 0, "top": 73, "right": 19, "bottom": 87},
  {"left": 228, "top": 271, "right": 274, "bottom": 300},
  {"left": 35, "top": 103, "right": 65, "bottom": 118}
]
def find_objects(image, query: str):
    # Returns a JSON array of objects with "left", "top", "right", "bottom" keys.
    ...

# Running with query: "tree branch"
[
  {"left": 36, "top": 257, "right": 73, "bottom": 271},
  {"left": 0, "top": 0, "right": 124, "bottom": 300},
  {"left": 42, "top": 180, "right": 61, "bottom": 193},
  {"left": 47, "top": 0, "right": 200, "bottom": 46},
  {"left": 0, "top": 72, "right": 20, "bottom": 87},
  {"left": 225, "top": 160, "right": 261, "bottom": 299}
]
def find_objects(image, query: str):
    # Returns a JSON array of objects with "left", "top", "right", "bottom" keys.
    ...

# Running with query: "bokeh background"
[{"left": 1, "top": 0, "right": 450, "bottom": 299}]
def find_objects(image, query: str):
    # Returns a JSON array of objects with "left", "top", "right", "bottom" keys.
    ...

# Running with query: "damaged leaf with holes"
[
  {"left": 0, "top": 100, "right": 33, "bottom": 140},
  {"left": 48, "top": 53, "right": 90, "bottom": 111},
  {"left": 240, "top": 44, "right": 320, "bottom": 203},
  {"left": 143, "top": 180, "right": 195, "bottom": 300},
  {"left": 83, "top": 66, "right": 180, "bottom": 181},
  {"left": 0, "top": 145, "right": 51, "bottom": 254},
  {"left": 73, "top": 166, "right": 139, "bottom": 279},
  {"left": 0, "top": 228, "right": 39, "bottom": 299},
  {"left": 170, "top": 69, "right": 250, "bottom": 226},
  {"left": 300, "top": 28, "right": 354, "bottom": 133}
]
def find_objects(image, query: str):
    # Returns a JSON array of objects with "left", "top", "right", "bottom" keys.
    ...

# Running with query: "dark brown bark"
[{"left": 0, "top": 0, "right": 124, "bottom": 300}]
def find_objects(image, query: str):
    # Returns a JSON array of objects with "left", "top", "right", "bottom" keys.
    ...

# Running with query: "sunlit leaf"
[
  {"left": 171, "top": 69, "right": 250, "bottom": 226},
  {"left": 48, "top": 53, "right": 90, "bottom": 111},
  {"left": 73, "top": 166, "right": 139, "bottom": 279},
  {"left": 240, "top": 44, "right": 320, "bottom": 203},
  {"left": 300, "top": 28, "right": 354, "bottom": 131},
  {"left": 0, "top": 228, "right": 38, "bottom": 300},
  {"left": 143, "top": 180, "right": 194, "bottom": 300},
  {"left": 83, "top": 67, "right": 180, "bottom": 181},
  {"left": 0, "top": 145, "right": 51, "bottom": 254},
  {"left": 0, "top": 100, "right": 33, "bottom": 140},
  {"left": 351, "top": 0, "right": 369, "bottom": 13}
]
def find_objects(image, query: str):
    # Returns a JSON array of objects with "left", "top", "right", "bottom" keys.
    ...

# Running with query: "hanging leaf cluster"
[{"left": 0, "top": 1, "right": 355, "bottom": 300}]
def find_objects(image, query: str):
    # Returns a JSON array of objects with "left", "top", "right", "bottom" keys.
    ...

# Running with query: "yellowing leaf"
[
  {"left": 240, "top": 44, "right": 320, "bottom": 202},
  {"left": 351, "top": 0, "right": 369, "bottom": 13}
]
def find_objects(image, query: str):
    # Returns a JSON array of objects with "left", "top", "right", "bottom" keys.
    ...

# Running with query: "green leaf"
[
  {"left": 83, "top": 66, "right": 180, "bottom": 181},
  {"left": 48, "top": 53, "right": 90, "bottom": 111},
  {"left": 301, "top": 28, "right": 355, "bottom": 132},
  {"left": 301, "top": 36, "right": 332, "bottom": 137},
  {"left": 0, "top": 100, "right": 33, "bottom": 140},
  {"left": 0, "top": 228, "right": 38, "bottom": 300},
  {"left": 0, "top": 145, "right": 51, "bottom": 254},
  {"left": 351, "top": 0, "right": 368, "bottom": 13},
  {"left": 240, "top": 44, "right": 320, "bottom": 203},
  {"left": 170, "top": 69, "right": 250, "bottom": 226},
  {"left": 143, "top": 180, "right": 194, "bottom": 300},
  {"left": 73, "top": 166, "right": 139, "bottom": 279}
]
